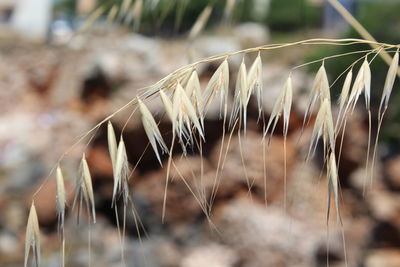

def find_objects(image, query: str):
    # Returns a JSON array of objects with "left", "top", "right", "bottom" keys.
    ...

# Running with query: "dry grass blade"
[
  {"left": 56, "top": 166, "right": 66, "bottom": 230},
  {"left": 248, "top": 53, "right": 263, "bottom": 117},
  {"left": 74, "top": 154, "right": 96, "bottom": 223},
  {"left": 113, "top": 138, "right": 130, "bottom": 206},
  {"left": 138, "top": 98, "right": 168, "bottom": 165},
  {"left": 188, "top": 5, "right": 212, "bottom": 40},
  {"left": 79, "top": 6, "right": 106, "bottom": 33},
  {"left": 380, "top": 51, "right": 399, "bottom": 114},
  {"left": 224, "top": 0, "right": 236, "bottom": 20},
  {"left": 24, "top": 203, "right": 40, "bottom": 267}
]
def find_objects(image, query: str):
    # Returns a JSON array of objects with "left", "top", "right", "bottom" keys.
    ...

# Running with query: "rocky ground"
[{"left": 1, "top": 25, "right": 400, "bottom": 267}]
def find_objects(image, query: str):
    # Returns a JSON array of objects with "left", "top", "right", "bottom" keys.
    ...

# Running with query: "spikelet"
[
  {"left": 304, "top": 64, "right": 330, "bottom": 125},
  {"left": 24, "top": 203, "right": 40, "bottom": 267},
  {"left": 336, "top": 70, "right": 353, "bottom": 128},
  {"left": 185, "top": 71, "right": 204, "bottom": 126},
  {"left": 159, "top": 90, "right": 174, "bottom": 122},
  {"left": 231, "top": 60, "right": 249, "bottom": 131},
  {"left": 74, "top": 154, "right": 96, "bottom": 223},
  {"left": 308, "top": 98, "right": 335, "bottom": 159},
  {"left": 56, "top": 166, "right": 66, "bottom": 230},
  {"left": 347, "top": 58, "right": 371, "bottom": 113},
  {"left": 138, "top": 98, "right": 168, "bottom": 165},
  {"left": 327, "top": 152, "right": 340, "bottom": 221},
  {"left": 265, "top": 75, "right": 293, "bottom": 137},
  {"left": 173, "top": 84, "right": 204, "bottom": 142},
  {"left": 379, "top": 51, "right": 399, "bottom": 113},
  {"left": 247, "top": 53, "right": 263, "bottom": 117},
  {"left": 112, "top": 138, "right": 130, "bottom": 206},
  {"left": 107, "top": 121, "right": 118, "bottom": 169},
  {"left": 188, "top": 5, "right": 212, "bottom": 40},
  {"left": 203, "top": 59, "right": 229, "bottom": 113}
]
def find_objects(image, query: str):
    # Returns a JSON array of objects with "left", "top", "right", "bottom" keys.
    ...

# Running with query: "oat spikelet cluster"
[
  {"left": 108, "top": 122, "right": 130, "bottom": 206},
  {"left": 264, "top": 75, "right": 293, "bottom": 138},
  {"left": 138, "top": 98, "right": 168, "bottom": 164},
  {"left": 73, "top": 154, "right": 96, "bottom": 223},
  {"left": 346, "top": 58, "right": 371, "bottom": 113},
  {"left": 24, "top": 203, "right": 40, "bottom": 267},
  {"left": 203, "top": 59, "right": 229, "bottom": 115}
]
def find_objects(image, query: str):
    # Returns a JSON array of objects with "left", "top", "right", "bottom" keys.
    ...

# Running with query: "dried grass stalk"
[{"left": 24, "top": 203, "right": 40, "bottom": 267}]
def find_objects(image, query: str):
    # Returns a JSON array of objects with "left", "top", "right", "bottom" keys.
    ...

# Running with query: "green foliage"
[{"left": 266, "top": 0, "right": 321, "bottom": 31}]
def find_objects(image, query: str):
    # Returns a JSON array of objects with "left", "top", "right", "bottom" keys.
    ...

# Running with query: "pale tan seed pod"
[
  {"left": 138, "top": 98, "right": 168, "bottom": 165},
  {"left": 380, "top": 52, "right": 399, "bottom": 111},
  {"left": 173, "top": 84, "right": 204, "bottom": 140},
  {"left": 231, "top": 61, "right": 249, "bottom": 130},
  {"left": 337, "top": 70, "right": 353, "bottom": 124},
  {"left": 25, "top": 203, "right": 40, "bottom": 267},
  {"left": 188, "top": 5, "right": 212, "bottom": 40},
  {"left": 348, "top": 58, "right": 371, "bottom": 112},
  {"left": 308, "top": 98, "right": 335, "bottom": 158},
  {"left": 265, "top": 75, "right": 292, "bottom": 137},
  {"left": 304, "top": 64, "right": 330, "bottom": 124},
  {"left": 56, "top": 166, "right": 66, "bottom": 229},
  {"left": 203, "top": 59, "right": 229, "bottom": 112},
  {"left": 112, "top": 138, "right": 130, "bottom": 206},
  {"left": 74, "top": 154, "right": 96, "bottom": 223},
  {"left": 159, "top": 90, "right": 174, "bottom": 122},
  {"left": 327, "top": 152, "right": 340, "bottom": 220},
  {"left": 186, "top": 71, "right": 204, "bottom": 122},
  {"left": 282, "top": 76, "right": 293, "bottom": 136},
  {"left": 107, "top": 121, "right": 117, "bottom": 169},
  {"left": 248, "top": 53, "right": 263, "bottom": 115}
]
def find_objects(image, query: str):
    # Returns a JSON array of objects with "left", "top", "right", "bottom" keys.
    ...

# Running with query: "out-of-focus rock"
[
  {"left": 365, "top": 249, "right": 400, "bottom": 267},
  {"left": 234, "top": 22, "right": 270, "bottom": 48},
  {"left": 212, "top": 197, "right": 325, "bottom": 267},
  {"left": 384, "top": 155, "right": 400, "bottom": 190},
  {"left": 181, "top": 244, "right": 238, "bottom": 267}
]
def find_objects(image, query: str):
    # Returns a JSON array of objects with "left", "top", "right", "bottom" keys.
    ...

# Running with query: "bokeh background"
[{"left": 1, "top": 0, "right": 400, "bottom": 266}]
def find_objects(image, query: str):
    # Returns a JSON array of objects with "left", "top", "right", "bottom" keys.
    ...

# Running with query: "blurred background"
[{"left": 1, "top": 0, "right": 400, "bottom": 266}]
